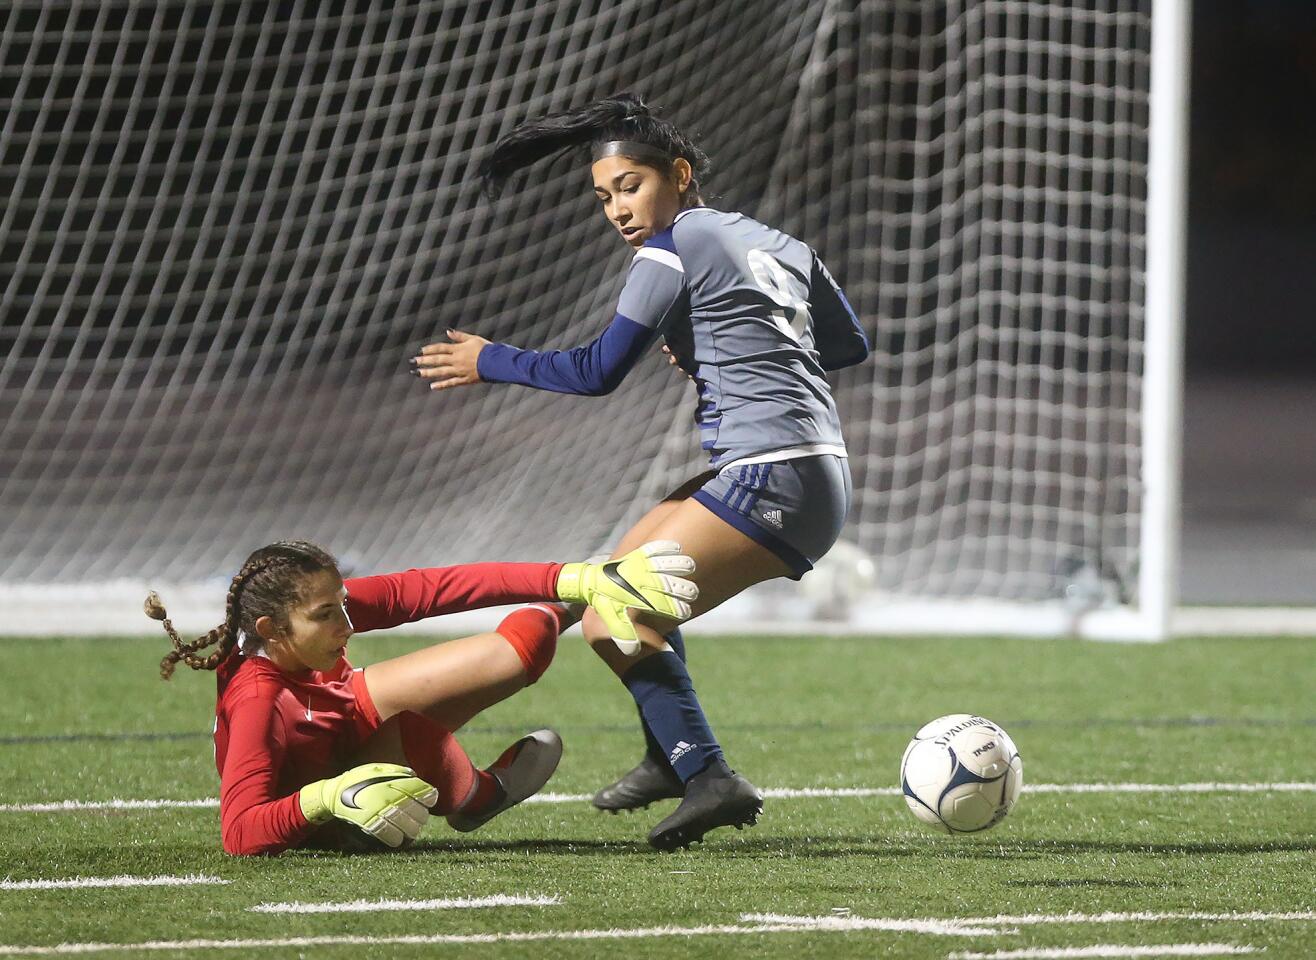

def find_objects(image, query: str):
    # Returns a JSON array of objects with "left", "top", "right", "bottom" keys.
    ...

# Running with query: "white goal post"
[{"left": 0, "top": 1, "right": 1191, "bottom": 639}]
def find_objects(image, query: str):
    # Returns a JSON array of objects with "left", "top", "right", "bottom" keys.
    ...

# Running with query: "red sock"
[
  {"left": 496, "top": 604, "right": 564, "bottom": 684},
  {"left": 459, "top": 769, "right": 502, "bottom": 813}
]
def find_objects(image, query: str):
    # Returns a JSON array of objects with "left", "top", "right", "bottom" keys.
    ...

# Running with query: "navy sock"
[
  {"left": 664, "top": 627, "right": 687, "bottom": 662},
  {"left": 638, "top": 629, "right": 685, "bottom": 765},
  {"left": 622, "top": 640, "right": 723, "bottom": 783}
]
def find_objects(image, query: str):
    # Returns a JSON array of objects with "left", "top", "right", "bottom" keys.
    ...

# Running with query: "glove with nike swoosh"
[
  {"left": 556, "top": 540, "right": 698, "bottom": 656},
  {"left": 298, "top": 762, "right": 439, "bottom": 848}
]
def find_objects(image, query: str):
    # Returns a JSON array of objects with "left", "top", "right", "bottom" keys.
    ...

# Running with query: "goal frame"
[
  {"left": 0, "top": 1, "right": 1193, "bottom": 641},
  {"left": 829, "top": 0, "right": 1192, "bottom": 643}
]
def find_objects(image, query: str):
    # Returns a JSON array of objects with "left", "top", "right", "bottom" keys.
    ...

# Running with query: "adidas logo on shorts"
[{"left": 761, "top": 508, "right": 784, "bottom": 529}]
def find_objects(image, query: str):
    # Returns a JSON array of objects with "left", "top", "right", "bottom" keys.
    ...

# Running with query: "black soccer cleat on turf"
[
  {"left": 646, "top": 766, "right": 763, "bottom": 850},
  {"left": 592, "top": 756, "right": 685, "bottom": 813}
]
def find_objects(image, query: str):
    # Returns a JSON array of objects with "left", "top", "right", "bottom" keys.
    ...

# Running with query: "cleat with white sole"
[{"left": 446, "top": 729, "right": 562, "bottom": 833}]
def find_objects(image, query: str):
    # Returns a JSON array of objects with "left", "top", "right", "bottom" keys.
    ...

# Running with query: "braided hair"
[
  {"left": 478, "top": 92, "right": 710, "bottom": 201},
  {"left": 149, "top": 540, "right": 339, "bottom": 680}
]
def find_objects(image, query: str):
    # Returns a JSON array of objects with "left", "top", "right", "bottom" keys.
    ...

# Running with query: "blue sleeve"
[
  {"left": 476, "top": 243, "right": 689, "bottom": 397},
  {"left": 477, "top": 313, "right": 658, "bottom": 397},
  {"left": 810, "top": 251, "right": 869, "bottom": 371}
]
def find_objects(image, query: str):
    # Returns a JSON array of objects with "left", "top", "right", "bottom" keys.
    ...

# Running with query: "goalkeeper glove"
[
  {"left": 556, "top": 540, "right": 698, "bottom": 656},
  {"left": 298, "top": 762, "right": 439, "bottom": 849}
]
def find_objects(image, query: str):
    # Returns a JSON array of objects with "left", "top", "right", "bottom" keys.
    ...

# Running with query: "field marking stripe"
[
  {"left": 0, "top": 919, "right": 994, "bottom": 956},
  {"left": 1020, "top": 782, "right": 1316, "bottom": 794},
  {"left": 963, "top": 911, "right": 1316, "bottom": 925},
  {"left": 733, "top": 914, "right": 998, "bottom": 936},
  {"left": 748, "top": 911, "right": 1316, "bottom": 931},
  {"left": 249, "top": 894, "right": 561, "bottom": 913},
  {"left": 0, "top": 875, "right": 227, "bottom": 891},
  {"left": 5, "top": 783, "right": 1315, "bottom": 813},
  {"left": 0, "top": 916, "right": 1285, "bottom": 956},
  {"left": 526, "top": 783, "right": 1316, "bottom": 802},
  {"left": 947, "top": 946, "right": 1258, "bottom": 959},
  {"left": 0, "top": 799, "right": 219, "bottom": 813}
]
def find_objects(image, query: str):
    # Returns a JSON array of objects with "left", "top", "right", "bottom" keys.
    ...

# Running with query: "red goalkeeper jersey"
[{"left": 213, "top": 561, "right": 563, "bottom": 855}]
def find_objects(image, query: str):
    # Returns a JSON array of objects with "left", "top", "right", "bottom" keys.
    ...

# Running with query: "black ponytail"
[{"left": 479, "top": 92, "right": 710, "bottom": 200}]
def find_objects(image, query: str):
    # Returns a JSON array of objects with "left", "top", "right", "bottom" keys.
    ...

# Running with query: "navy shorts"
[{"left": 692, "top": 454, "right": 852, "bottom": 579}]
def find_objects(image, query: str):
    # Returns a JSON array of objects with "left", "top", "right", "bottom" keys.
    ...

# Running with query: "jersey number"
[{"left": 747, "top": 249, "right": 811, "bottom": 343}]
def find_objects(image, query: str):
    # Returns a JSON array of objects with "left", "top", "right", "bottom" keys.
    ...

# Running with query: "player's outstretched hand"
[
  {"left": 556, "top": 540, "right": 698, "bottom": 656},
  {"left": 660, "top": 344, "right": 694, "bottom": 381},
  {"left": 409, "top": 329, "right": 490, "bottom": 392},
  {"left": 299, "top": 762, "right": 439, "bottom": 848}
]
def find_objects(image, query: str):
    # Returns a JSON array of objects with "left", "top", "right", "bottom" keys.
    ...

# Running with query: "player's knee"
[
  {"left": 582, "top": 607, "right": 674, "bottom": 664},
  {"left": 581, "top": 607, "right": 609, "bottom": 648},
  {"left": 495, "top": 604, "right": 562, "bottom": 683}
]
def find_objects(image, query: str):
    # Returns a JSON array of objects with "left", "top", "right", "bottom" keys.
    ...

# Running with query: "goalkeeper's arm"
[{"left": 219, "top": 698, "right": 437, "bottom": 856}]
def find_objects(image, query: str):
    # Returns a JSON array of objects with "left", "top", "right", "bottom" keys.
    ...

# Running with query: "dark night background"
[
  {"left": 1188, "top": 0, "right": 1315, "bottom": 373},
  {"left": 1181, "top": 0, "right": 1316, "bottom": 605}
]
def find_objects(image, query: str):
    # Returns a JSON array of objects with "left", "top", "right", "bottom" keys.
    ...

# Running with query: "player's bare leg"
[
  {"left": 586, "top": 473, "right": 712, "bottom": 813},
  {"left": 361, "top": 609, "right": 569, "bottom": 833},
  {"left": 364, "top": 631, "right": 529, "bottom": 731},
  {"left": 587, "top": 498, "right": 793, "bottom": 667},
  {"left": 586, "top": 498, "right": 689, "bottom": 812},
  {"left": 583, "top": 497, "right": 792, "bottom": 848}
]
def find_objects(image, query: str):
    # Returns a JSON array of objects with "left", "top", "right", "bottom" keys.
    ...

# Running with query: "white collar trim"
[
  {"left": 674, "top": 206, "right": 716, "bottom": 224},
  {"left": 237, "top": 629, "right": 271, "bottom": 660}
]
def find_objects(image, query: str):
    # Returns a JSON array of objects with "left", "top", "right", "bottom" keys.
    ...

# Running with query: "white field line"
[
  {"left": 249, "top": 894, "right": 561, "bottom": 913},
  {"left": 0, "top": 919, "right": 994, "bottom": 956},
  {"left": 0, "top": 875, "right": 227, "bottom": 891},
  {"left": 962, "top": 911, "right": 1316, "bottom": 926},
  {"left": 1020, "top": 782, "right": 1316, "bottom": 795},
  {"left": 0, "top": 911, "right": 1300, "bottom": 956},
  {"left": 0, "top": 799, "right": 218, "bottom": 813},
  {"left": 3, "top": 782, "right": 1314, "bottom": 814},
  {"left": 746, "top": 911, "right": 1316, "bottom": 929},
  {"left": 947, "top": 946, "right": 1258, "bottom": 959},
  {"left": 531, "top": 782, "right": 1316, "bottom": 803}
]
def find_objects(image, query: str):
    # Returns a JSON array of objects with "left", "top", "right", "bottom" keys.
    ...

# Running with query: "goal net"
[{"left": 0, "top": 0, "right": 1186, "bottom": 637}]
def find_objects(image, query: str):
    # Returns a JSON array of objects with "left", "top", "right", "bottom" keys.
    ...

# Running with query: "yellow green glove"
[
  {"left": 557, "top": 540, "right": 698, "bottom": 655},
  {"left": 298, "top": 762, "right": 439, "bottom": 848}
]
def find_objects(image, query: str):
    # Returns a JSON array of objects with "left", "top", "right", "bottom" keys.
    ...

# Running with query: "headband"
[{"left": 591, "top": 139, "right": 675, "bottom": 166}]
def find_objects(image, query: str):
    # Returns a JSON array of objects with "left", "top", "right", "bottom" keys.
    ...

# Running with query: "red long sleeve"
[
  {"left": 344, "top": 562, "right": 564, "bottom": 633},
  {"left": 217, "top": 685, "right": 315, "bottom": 856}
]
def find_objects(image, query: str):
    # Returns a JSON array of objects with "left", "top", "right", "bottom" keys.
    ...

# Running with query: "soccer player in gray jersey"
[{"left": 411, "top": 94, "right": 868, "bottom": 850}]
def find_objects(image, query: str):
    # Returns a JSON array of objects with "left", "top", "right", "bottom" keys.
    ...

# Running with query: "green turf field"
[{"left": 1, "top": 632, "right": 1312, "bottom": 958}]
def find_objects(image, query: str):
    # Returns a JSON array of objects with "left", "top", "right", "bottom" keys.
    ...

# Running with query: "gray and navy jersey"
[{"left": 478, "top": 206, "right": 868, "bottom": 468}]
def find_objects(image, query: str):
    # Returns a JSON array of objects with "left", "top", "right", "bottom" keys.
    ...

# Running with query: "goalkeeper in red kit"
[{"left": 148, "top": 539, "right": 696, "bottom": 855}]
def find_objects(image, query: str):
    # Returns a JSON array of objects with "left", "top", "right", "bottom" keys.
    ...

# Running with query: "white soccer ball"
[{"left": 899, "top": 714, "right": 1023, "bottom": 833}]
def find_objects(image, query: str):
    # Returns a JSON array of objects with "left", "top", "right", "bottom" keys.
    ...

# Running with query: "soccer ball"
[{"left": 899, "top": 714, "right": 1022, "bottom": 833}]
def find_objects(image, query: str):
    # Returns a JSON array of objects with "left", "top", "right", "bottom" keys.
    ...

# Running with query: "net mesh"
[{"left": 1, "top": 0, "right": 1152, "bottom": 609}]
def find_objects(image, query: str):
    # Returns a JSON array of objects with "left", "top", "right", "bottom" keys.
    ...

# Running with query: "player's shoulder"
[
  {"left": 671, "top": 206, "right": 799, "bottom": 259},
  {"left": 634, "top": 224, "right": 687, "bottom": 277},
  {"left": 219, "top": 657, "right": 287, "bottom": 710},
  {"left": 669, "top": 205, "right": 740, "bottom": 244}
]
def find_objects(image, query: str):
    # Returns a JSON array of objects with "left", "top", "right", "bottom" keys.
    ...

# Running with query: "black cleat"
[
  {"left": 592, "top": 756, "right": 685, "bottom": 813},
  {"left": 647, "top": 766, "right": 763, "bottom": 851}
]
